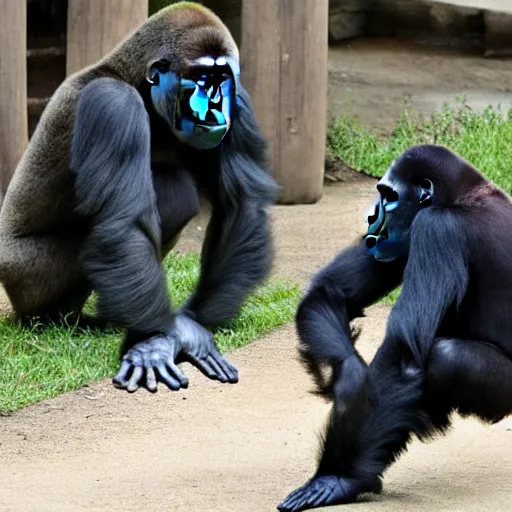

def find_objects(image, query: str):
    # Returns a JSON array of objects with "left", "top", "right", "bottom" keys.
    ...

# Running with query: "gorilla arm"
[
  {"left": 183, "top": 87, "right": 279, "bottom": 327},
  {"left": 294, "top": 240, "right": 403, "bottom": 399},
  {"left": 71, "top": 77, "right": 235, "bottom": 392},
  {"left": 384, "top": 207, "right": 469, "bottom": 366}
]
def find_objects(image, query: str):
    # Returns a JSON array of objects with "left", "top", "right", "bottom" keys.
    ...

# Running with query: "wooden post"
[
  {"left": 0, "top": 0, "right": 28, "bottom": 202},
  {"left": 66, "top": 0, "right": 149, "bottom": 76},
  {"left": 241, "top": 0, "right": 328, "bottom": 205}
]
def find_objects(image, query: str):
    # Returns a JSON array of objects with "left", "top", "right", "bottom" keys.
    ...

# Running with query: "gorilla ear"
[
  {"left": 418, "top": 178, "right": 434, "bottom": 205},
  {"left": 146, "top": 60, "right": 171, "bottom": 85}
]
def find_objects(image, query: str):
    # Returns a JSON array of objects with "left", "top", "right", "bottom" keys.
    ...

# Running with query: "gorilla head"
[
  {"left": 365, "top": 160, "right": 434, "bottom": 263},
  {"left": 364, "top": 144, "right": 489, "bottom": 263},
  {"left": 146, "top": 55, "right": 240, "bottom": 150}
]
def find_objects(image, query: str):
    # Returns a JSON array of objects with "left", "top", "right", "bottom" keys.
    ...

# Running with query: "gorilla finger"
[
  {"left": 311, "top": 488, "right": 333, "bottom": 508},
  {"left": 294, "top": 488, "right": 321, "bottom": 511},
  {"left": 156, "top": 363, "right": 182, "bottom": 391},
  {"left": 164, "top": 358, "right": 189, "bottom": 388},
  {"left": 211, "top": 352, "right": 239, "bottom": 383},
  {"left": 204, "top": 355, "right": 229, "bottom": 382},
  {"left": 126, "top": 366, "right": 144, "bottom": 393},
  {"left": 112, "top": 360, "right": 132, "bottom": 388},
  {"left": 145, "top": 367, "right": 158, "bottom": 393},
  {"left": 189, "top": 357, "right": 220, "bottom": 380},
  {"left": 277, "top": 488, "right": 305, "bottom": 511}
]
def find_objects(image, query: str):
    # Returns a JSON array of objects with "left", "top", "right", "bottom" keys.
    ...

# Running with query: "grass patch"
[
  {"left": 328, "top": 97, "right": 512, "bottom": 194},
  {"left": 0, "top": 252, "right": 300, "bottom": 413}
]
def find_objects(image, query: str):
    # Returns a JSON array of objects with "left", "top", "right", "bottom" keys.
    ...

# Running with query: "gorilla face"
[
  {"left": 146, "top": 56, "right": 239, "bottom": 150},
  {"left": 365, "top": 163, "right": 434, "bottom": 263}
]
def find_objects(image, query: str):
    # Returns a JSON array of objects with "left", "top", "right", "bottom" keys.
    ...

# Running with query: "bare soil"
[
  {"left": 328, "top": 38, "right": 512, "bottom": 135},
  {"left": 1, "top": 42, "right": 511, "bottom": 512}
]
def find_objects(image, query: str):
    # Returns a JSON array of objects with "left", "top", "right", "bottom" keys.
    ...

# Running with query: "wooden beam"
[
  {"left": 241, "top": 0, "right": 328, "bottom": 204},
  {"left": 0, "top": 0, "right": 28, "bottom": 203},
  {"left": 66, "top": 0, "right": 149, "bottom": 76}
]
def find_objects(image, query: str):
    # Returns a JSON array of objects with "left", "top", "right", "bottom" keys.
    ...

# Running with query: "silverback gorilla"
[
  {"left": 278, "top": 145, "right": 512, "bottom": 511},
  {"left": 0, "top": 2, "right": 278, "bottom": 392}
]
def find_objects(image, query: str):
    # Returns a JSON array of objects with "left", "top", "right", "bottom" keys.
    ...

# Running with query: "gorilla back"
[{"left": 0, "top": 2, "right": 278, "bottom": 393}]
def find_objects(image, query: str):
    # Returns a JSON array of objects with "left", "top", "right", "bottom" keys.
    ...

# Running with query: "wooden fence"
[{"left": 0, "top": 0, "right": 328, "bottom": 206}]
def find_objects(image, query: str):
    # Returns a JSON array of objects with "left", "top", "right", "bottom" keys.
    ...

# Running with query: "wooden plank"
[
  {"left": 278, "top": 0, "right": 328, "bottom": 204},
  {"left": 66, "top": 0, "right": 149, "bottom": 76},
  {"left": 0, "top": 0, "right": 28, "bottom": 202},
  {"left": 241, "top": 0, "right": 328, "bottom": 204},
  {"left": 240, "top": 0, "right": 281, "bottom": 190}
]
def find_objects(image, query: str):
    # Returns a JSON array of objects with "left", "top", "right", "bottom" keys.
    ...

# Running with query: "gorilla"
[
  {"left": 0, "top": 2, "right": 278, "bottom": 393},
  {"left": 278, "top": 144, "right": 512, "bottom": 511}
]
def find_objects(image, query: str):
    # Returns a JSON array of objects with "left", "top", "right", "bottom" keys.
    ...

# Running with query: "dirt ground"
[
  {"left": 328, "top": 38, "right": 512, "bottom": 135},
  {"left": 1, "top": 41, "right": 512, "bottom": 512},
  {"left": 1, "top": 178, "right": 511, "bottom": 512}
]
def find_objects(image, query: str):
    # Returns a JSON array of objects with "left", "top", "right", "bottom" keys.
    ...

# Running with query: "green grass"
[
  {"left": 0, "top": 251, "right": 300, "bottom": 413},
  {"left": 328, "top": 97, "right": 512, "bottom": 194}
]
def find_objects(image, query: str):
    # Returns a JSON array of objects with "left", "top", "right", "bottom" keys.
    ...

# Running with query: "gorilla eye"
[{"left": 377, "top": 184, "right": 399, "bottom": 203}]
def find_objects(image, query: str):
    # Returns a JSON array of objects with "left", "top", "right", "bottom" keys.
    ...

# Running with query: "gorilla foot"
[
  {"left": 277, "top": 475, "right": 382, "bottom": 512},
  {"left": 174, "top": 314, "right": 239, "bottom": 384},
  {"left": 113, "top": 334, "right": 189, "bottom": 393}
]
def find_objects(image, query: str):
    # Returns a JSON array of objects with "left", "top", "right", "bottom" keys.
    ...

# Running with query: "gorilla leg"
[
  {"left": 0, "top": 230, "right": 93, "bottom": 324},
  {"left": 278, "top": 338, "right": 426, "bottom": 512},
  {"left": 279, "top": 337, "right": 512, "bottom": 511},
  {"left": 426, "top": 338, "right": 512, "bottom": 424}
]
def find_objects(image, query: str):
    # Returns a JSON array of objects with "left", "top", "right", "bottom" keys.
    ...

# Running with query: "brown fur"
[
  {"left": 454, "top": 182, "right": 505, "bottom": 207},
  {"left": 0, "top": 2, "right": 238, "bottom": 318}
]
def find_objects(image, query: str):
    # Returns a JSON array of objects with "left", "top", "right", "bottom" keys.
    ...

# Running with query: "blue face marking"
[
  {"left": 364, "top": 174, "right": 434, "bottom": 262},
  {"left": 384, "top": 201, "right": 399, "bottom": 212},
  {"left": 150, "top": 71, "right": 180, "bottom": 103},
  {"left": 148, "top": 56, "right": 239, "bottom": 151},
  {"left": 365, "top": 196, "right": 409, "bottom": 262}
]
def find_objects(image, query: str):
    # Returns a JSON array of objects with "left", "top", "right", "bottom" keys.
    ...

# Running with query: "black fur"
[
  {"left": 183, "top": 87, "right": 279, "bottom": 326},
  {"left": 71, "top": 78, "right": 173, "bottom": 335},
  {"left": 278, "top": 145, "right": 512, "bottom": 512},
  {"left": 69, "top": 77, "right": 277, "bottom": 391}
]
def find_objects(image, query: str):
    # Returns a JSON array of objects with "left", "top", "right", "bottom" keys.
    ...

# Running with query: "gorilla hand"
[
  {"left": 112, "top": 315, "right": 238, "bottom": 393},
  {"left": 113, "top": 334, "right": 189, "bottom": 393},
  {"left": 277, "top": 475, "right": 382, "bottom": 512},
  {"left": 174, "top": 314, "right": 239, "bottom": 384}
]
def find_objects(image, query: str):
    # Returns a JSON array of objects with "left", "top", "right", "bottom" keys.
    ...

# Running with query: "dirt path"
[
  {"left": 327, "top": 38, "right": 512, "bottom": 135},
  {"left": 0, "top": 178, "right": 510, "bottom": 512}
]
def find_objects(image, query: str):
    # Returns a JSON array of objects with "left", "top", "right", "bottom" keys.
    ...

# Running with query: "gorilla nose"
[{"left": 365, "top": 235, "right": 378, "bottom": 249}]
